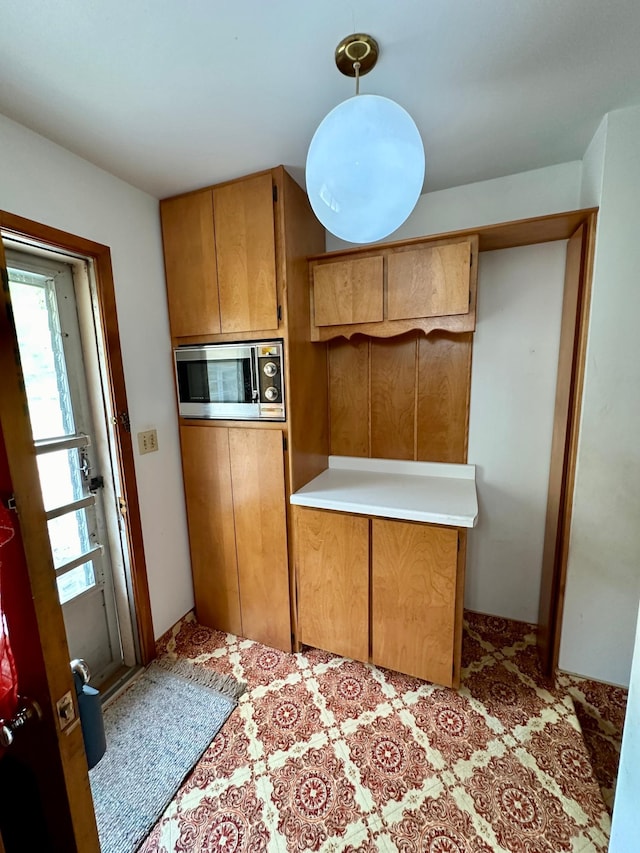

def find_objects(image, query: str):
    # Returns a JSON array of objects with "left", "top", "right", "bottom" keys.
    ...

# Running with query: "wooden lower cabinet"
[
  {"left": 294, "top": 508, "right": 369, "bottom": 661},
  {"left": 371, "top": 519, "right": 459, "bottom": 687},
  {"left": 228, "top": 428, "right": 291, "bottom": 651},
  {"left": 181, "top": 425, "right": 292, "bottom": 651},
  {"left": 181, "top": 425, "right": 241, "bottom": 635},
  {"left": 293, "top": 506, "right": 465, "bottom": 687}
]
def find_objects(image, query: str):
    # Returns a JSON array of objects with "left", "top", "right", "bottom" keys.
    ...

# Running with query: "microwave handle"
[{"left": 250, "top": 350, "right": 259, "bottom": 403}]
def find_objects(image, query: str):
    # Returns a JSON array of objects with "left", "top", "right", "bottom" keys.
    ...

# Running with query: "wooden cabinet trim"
[
  {"left": 172, "top": 327, "right": 282, "bottom": 348},
  {"left": 178, "top": 417, "right": 286, "bottom": 430},
  {"left": 308, "top": 208, "right": 598, "bottom": 261},
  {"left": 279, "top": 167, "right": 329, "bottom": 496},
  {"left": 452, "top": 530, "right": 467, "bottom": 689},
  {"left": 537, "top": 214, "right": 597, "bottom": 675},
  {"left": 311, "top": 313, "right": 477, "bottom": 342},
  {"left": 160, "top": 167, "right": 277, "bottom": 202}
]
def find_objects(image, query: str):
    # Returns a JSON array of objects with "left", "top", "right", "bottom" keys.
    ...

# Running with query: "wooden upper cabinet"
[
  {"left": 387, "top": 241, "right": 471, "bottom": 320},
  {"left": 161, "top": 170, "right": 280, "bottom": 340},
  {"left": 313, "top": 256, "right": 384, "bottom": 326},
  {"left": 309, "top": 235, "right": 478, "bottom": 341},
  {"left": 160, "top": 190, "right": 220, "bottom": 338},
  {"left": 213, "top": 173, "right": 278, "bottom": 334}
]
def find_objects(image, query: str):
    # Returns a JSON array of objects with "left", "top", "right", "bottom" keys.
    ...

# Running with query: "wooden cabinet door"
[
  {"left": 387, "top": 242, "right": 471, "bottom": 320},
  {"left": 160, "top": 190, "right": 221, "bottom": 337},
  {"left": 313, "top": 256, "right": 384, "bottom": 326},
  {"left": 180, "top": 426, "right": 242, "bottom": 635},
  {"left": 372, "top": 519, "right": 458, "bottom": 686},
  {"left": 213, "top": 173, "right": 278, "bottom": 334},
  {"left": 229, "top": 428, "right": 291, "bottom": 651},
  {"left": 294, "top": 507, "right": 369, "bottom": 661}
]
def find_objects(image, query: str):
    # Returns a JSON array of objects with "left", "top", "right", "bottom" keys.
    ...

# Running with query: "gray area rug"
[{"left": 90, "top": 658, "right": 245, "bottom": 853}]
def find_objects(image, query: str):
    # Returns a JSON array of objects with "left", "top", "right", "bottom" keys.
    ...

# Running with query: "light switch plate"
[{"left": 138, "top": 429, "right": 158, "bottom": 454}]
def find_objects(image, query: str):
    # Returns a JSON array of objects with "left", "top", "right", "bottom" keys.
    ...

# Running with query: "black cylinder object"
[{"left": 73, "top": 670, "right": 107, "bottom": 770}]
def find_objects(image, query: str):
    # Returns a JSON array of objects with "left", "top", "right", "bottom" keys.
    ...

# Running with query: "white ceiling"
[{"left": 2, "top": 1, "right": 640, "bottom": 200}]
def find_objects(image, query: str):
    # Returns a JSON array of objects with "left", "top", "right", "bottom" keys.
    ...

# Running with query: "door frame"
[
  {"left": 0, "top": 211, "right": 155, "bottom": 848},
  {"left": 0, "top": 210, "right": 155, "bottom": 666},
  {"left": 6, "top": 247, "right": 126, "bottom": 683},
  {"left": 536, "top": 213, "right": 597, "bottom": 675}
]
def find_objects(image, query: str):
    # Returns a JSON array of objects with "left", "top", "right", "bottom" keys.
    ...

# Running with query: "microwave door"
[{"left": 176, "top": 348, "right": 260, "bottom": 419}]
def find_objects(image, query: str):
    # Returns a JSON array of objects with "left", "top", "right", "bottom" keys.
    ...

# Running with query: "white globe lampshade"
[{"left": 306, "top": 94, "right": 425, "bottom": 244}]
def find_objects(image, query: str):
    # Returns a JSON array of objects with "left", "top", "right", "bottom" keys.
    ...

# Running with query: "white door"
[{"left": 6, "top": 248, "right": 130, "bottom": 686}]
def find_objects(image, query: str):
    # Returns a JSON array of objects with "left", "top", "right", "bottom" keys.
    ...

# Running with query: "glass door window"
[{"left": 7, "top": 254, "right": 123, "bottom": 684}]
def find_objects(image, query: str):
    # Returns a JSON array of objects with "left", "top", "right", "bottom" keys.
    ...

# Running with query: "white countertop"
[{"left": 290, "top": 456, "right": 478, "bottom": 528}]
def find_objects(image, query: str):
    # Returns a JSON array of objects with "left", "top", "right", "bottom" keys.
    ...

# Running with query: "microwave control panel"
[{"left": 257, "top": 343, "right": 284, "bottom": 414}]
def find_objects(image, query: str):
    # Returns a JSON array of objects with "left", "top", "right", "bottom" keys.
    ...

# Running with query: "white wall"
[
  {"left": 326, "top": 161, "right": 582, "bottom": 251},
  {"left": 0, "top": 113, "right": 193, "bottom": 638},
  {"left": 466, "top": 244, "right": 566, "bottom": 621},
  {"left": 580, "top": 115, "right": 607, "bottom": 209},
  {"left": 610, "top": 602, "right": 640, "bottom": 848},
  {"left": 559, "top": 106, "right": 640, "bottom": 686}
]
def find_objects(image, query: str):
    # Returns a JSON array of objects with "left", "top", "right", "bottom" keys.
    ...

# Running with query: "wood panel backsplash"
[
  {"left": 328, "top": 332, "right": 472, "bottom": 463},
  {"left": 370, "top": 338, "right": 417, "bottom": 459}
]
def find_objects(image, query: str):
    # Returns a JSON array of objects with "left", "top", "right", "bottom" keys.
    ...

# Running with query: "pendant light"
[{"left": 306, "top": 34, "right": 425, "bottom": 244}]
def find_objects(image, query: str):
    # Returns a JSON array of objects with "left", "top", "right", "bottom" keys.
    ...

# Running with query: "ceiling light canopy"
[{"left": 306, "top": 34, "right": 425, "bottom": 245}]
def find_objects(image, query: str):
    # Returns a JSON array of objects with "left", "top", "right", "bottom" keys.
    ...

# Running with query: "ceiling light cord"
[{"left": 354, "top": 61, "right": 361, "bottom": 95}]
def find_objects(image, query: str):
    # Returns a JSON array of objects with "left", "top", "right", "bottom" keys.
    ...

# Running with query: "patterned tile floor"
[
  {"left": 557, "top": 672, "right": 628, "bottom": 814},
  {"left": 138, "top": 612, "right": 626, "bottom": 852}
]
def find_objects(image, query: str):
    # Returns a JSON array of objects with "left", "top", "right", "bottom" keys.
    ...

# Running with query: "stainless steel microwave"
[{"left": 174, "top": 340, "right": 285, "bottom": 421}]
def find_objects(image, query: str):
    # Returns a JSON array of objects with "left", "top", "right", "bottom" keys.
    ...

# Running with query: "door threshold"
[{"left": 100, "top": 664, "right": 145, "bottom": 709}]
